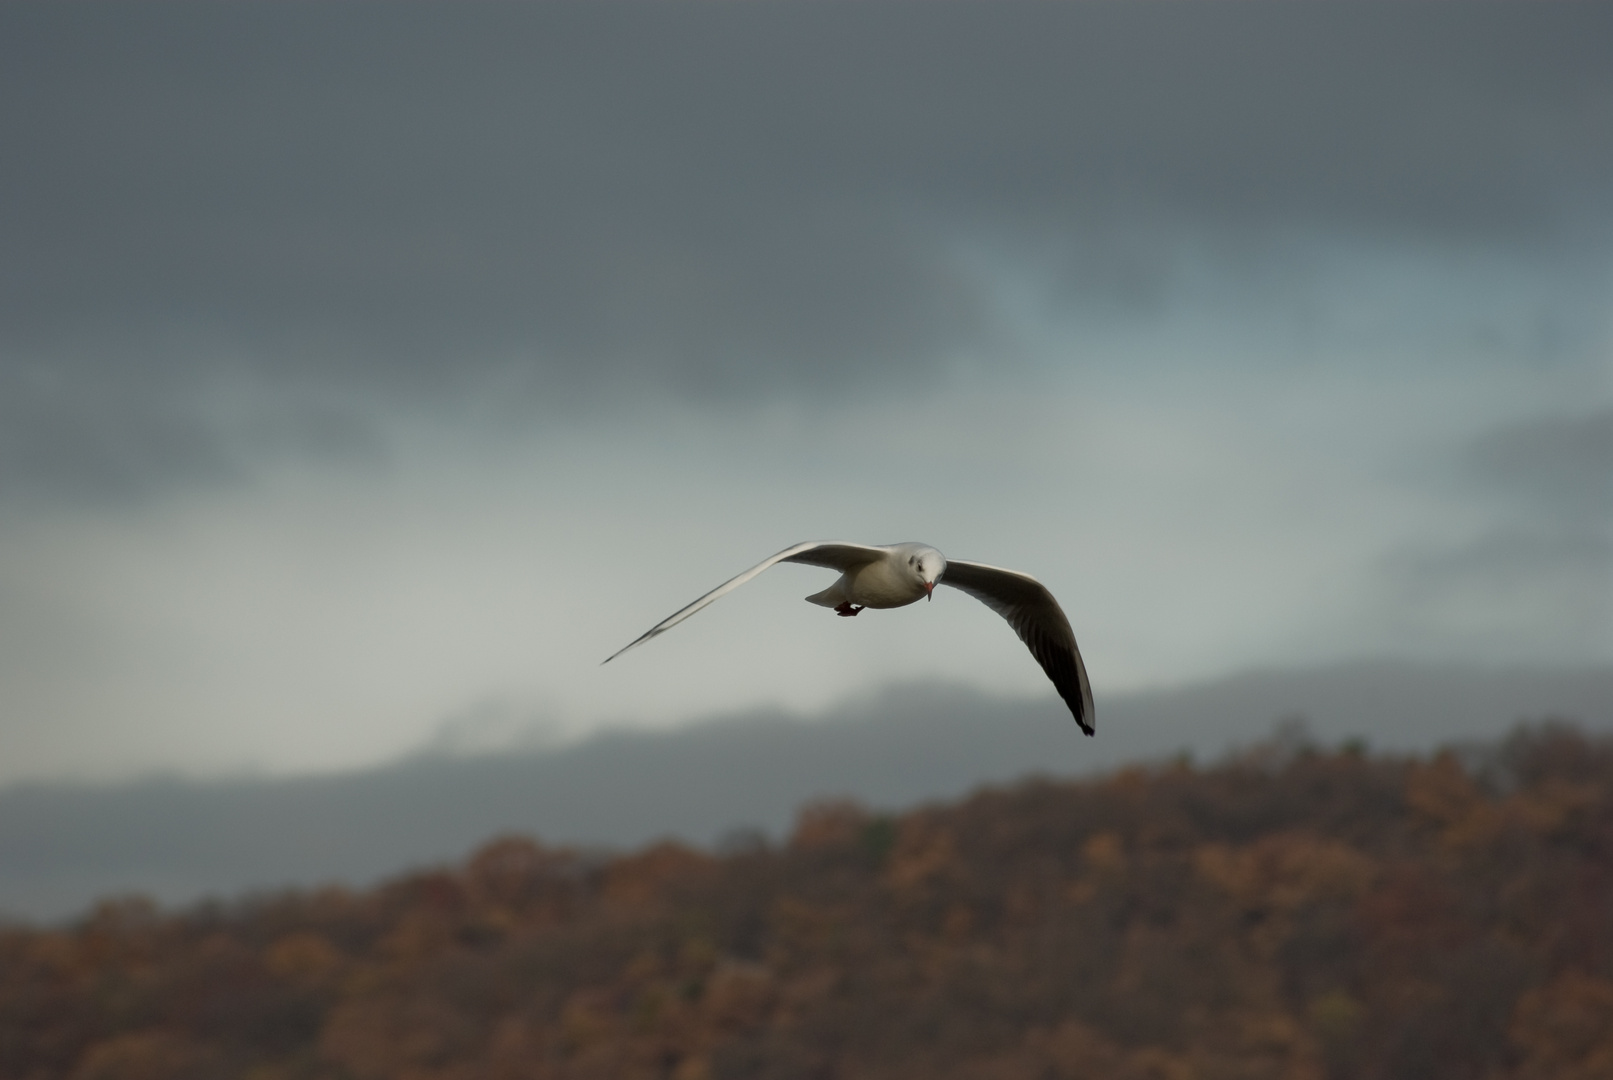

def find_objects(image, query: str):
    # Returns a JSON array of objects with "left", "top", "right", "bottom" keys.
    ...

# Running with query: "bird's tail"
[{"left": 804, "top": 581, "right": 847, "bottom": 608}]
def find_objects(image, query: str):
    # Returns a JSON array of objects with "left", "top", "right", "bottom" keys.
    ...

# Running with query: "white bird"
[{"left": 604, "top": 541, "right": 1094, "bottom": 735}]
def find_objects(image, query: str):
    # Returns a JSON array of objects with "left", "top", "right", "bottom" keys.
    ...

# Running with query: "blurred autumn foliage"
[{"left": 3, "top": 722, "right": 1612, "bottom": 1080}]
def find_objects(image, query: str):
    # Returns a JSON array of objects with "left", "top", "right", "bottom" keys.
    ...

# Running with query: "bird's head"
[{"left": 905, "top": 546, "right": 947, "bottom": 600}]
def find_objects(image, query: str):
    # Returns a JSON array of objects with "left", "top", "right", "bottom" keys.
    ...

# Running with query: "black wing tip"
[
  {"left": 601, "top": 638, "right": 642, "bottom": 665},
  {"left": 1066, "top": 697, "right": 1095, "bottom": 735}
]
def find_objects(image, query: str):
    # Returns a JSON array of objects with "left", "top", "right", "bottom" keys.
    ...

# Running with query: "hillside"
[{"left": 3, "top": 722, "right": 1612, "bottom": 1079}]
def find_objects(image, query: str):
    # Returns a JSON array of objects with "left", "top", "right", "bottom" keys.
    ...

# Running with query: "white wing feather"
[{"left": 602, "top": 541, "right": 887, "bottom": 664}]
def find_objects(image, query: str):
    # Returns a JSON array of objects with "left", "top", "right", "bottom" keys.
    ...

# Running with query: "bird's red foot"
[{"left": 834, "top": 602, "right": 864, "bottom": 617}]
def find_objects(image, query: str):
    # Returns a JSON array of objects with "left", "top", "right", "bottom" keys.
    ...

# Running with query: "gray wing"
[
  {"left": 603, "top": 541, "right": 888, "bottom": 663},
  {"left": 940, "top": 560, "right": 1094, "bottom": 735}
]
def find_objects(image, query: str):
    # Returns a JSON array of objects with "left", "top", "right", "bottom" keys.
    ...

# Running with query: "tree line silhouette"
[{"left": 3, "top": 721, "right": 1611, "bottom": 1079}]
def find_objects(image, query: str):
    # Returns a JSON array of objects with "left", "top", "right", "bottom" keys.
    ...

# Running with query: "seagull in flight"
[{"left": 604, "top": 541, "right": 1094, "bottom": 735}]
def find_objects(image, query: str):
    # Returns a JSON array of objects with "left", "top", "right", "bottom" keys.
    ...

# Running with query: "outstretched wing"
[
  {"left": 940, "top": 560, "right": 1094, "bottom": 735},
  {"left": 603, "top": 541, "right": 888, "bottom": 664}
]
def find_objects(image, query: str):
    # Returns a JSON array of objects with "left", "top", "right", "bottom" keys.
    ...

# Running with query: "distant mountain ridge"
[{"left": 1, "top": 659, "right": 1608, "bottom": 922}]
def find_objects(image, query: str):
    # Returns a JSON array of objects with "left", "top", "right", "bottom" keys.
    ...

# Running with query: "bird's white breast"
[{"left": 844, "top": 556, "right": 926, "bottom": 609}]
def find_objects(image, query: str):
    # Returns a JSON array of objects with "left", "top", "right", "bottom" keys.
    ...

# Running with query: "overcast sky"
[{"left": 1, "top": 1, "right": 1609, "bottom": 785}]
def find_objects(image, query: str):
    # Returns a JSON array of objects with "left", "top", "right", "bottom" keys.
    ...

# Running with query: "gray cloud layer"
[
  {"left": 4, "top": 2, "right": 1611, "bottom": 499},
  {"left": 1469, "top": 408, "right": 1613, "bottom": 523}
]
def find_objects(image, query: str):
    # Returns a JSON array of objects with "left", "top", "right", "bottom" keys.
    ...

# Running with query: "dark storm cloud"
[
  {"left": 1468, "top": 408, "right": 1613, "bottom": 524},
  {"left": 2, "top": 1, "right": 1610, "bottom": 498},
  {"left": 1382, "top": 410, "right": 1613, "bottom": 642},
  {"left": 0, "top": 365, "right": 236, "bottom": 503},
  {"left": 0, "top": 350, "right": 386, "bottom": 504},
  {"left": 1388, "top": 529, "right": 1611, "bottom": 597}
]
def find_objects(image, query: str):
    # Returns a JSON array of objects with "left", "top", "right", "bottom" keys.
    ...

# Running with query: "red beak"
[{"left": 924, "top": 582, "right": 934, "bottom": 600}]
